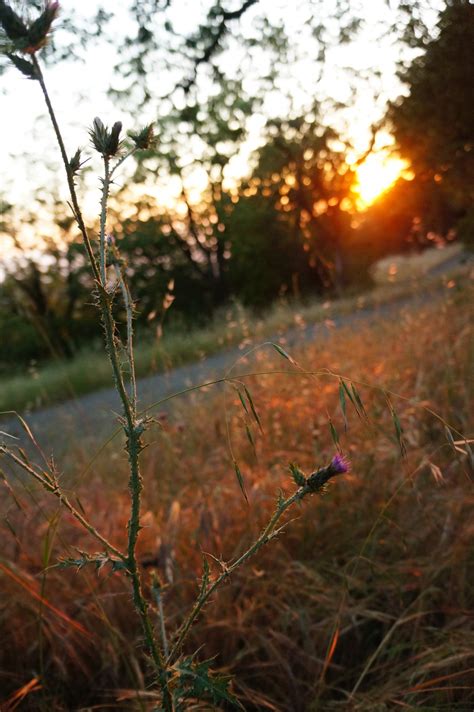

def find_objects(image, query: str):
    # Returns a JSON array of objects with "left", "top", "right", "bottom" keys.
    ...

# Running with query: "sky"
[{"left": 0, "top": 0, "right": 442, "bottom": 257}]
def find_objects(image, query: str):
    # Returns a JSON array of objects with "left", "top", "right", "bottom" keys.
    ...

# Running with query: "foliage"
[{"left": 390, "top": 0, "right": 474, "bottom": 236}]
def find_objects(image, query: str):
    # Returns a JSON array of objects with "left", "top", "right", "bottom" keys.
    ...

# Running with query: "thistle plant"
[{"left": 0, "top": 3, "right": 350, "bottom": 708}]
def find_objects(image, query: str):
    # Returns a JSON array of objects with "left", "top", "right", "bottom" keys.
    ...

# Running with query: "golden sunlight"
[{"left": 352, "top": 152, "right": 412, "bottom": 208}]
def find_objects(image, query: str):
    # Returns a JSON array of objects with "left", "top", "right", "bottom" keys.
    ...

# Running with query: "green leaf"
[
  {"left": 236, "top": 388, "right": 249, "bottom": 415},
  {"left": 341, "top": 378, "right": 356, "bottom": 406},
  {"left": 233, "top": 460, "right": 248, "bottom": 503},
  {"left": 174, "top": 657, "right": 243, "bottom": 708}
]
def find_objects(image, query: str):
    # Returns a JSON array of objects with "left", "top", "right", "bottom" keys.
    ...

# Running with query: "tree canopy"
[{"left": 390, "top": 0, "right": 474, "bottom": 231}]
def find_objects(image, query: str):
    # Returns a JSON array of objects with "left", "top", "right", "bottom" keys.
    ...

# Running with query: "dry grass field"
[{"left": 0, "top": 277, "right": 472, "bottom": 710}]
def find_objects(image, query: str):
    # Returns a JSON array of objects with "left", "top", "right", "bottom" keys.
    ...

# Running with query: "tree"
[
  {"left": 229, "top": 113, "right": 356, "bottom": 298},
  {"left": 389, "top": 0, "right": 474, "bottom": 234}
]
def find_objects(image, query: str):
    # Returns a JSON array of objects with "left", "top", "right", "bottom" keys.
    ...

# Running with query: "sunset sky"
[{"left": 0, "top": 0, "right": 441, "bottom": 256}]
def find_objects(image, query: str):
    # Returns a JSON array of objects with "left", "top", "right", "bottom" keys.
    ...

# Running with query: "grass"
[
  {"left": 0, "top": 250, "right": 470, "bottom": 415},
  {"left": 0, "top": 279, "right": 472, "bottom": 710}
]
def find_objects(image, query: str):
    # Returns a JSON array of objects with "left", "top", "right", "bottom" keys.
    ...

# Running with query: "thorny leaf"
[{"left": 173, "top": 657, "right": 243, "bottom": 709}]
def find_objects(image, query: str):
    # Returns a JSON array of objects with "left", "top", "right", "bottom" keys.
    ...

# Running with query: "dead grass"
[{"left": 0, "top": 281, "right": 472, "bottom": 710}]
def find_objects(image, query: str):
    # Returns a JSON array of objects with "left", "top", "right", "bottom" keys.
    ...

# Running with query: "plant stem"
[
  {"left": 99, "top": 156, "right": 110, "bottom": 285},
  {"left": 1, "top": 447, "right": 126, "bottom": 560},
  {"left": 31, "top": 55, "right": 172, "bottom": 708},
  {"left": 31, "top": 55, "right": 100, "bottom": 285},
  {"left": 114, "top": 263, "right": 138, "bottom": 411},
  {"left": 168, "top": 485, "right": 308, "bottom": 663}
]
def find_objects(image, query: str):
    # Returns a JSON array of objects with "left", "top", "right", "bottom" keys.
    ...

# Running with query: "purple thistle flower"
[
  {"left": 330, "top": 453, "right": 350, "bottom": 475},
  {"left": 305, "top": 454, "right": 350, "bottom": 492}
]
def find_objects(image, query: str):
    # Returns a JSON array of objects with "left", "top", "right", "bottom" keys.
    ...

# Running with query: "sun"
[{"left": 352, "top": 152, "right": 412, "bottom": 209}]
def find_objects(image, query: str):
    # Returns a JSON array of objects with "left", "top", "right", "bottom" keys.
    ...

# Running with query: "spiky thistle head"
[
  {"left": 0, "top": 0, "right": 28, "bottom": 42},
  {"left": 305, "top": 454, "right": 350, "bottom": 493},
  {"left": 128, "top": 123, "right": 155, "bottom": 150},
  {"left": 329, "top": 453, "right": 350, "bottom": 475},
  {"left": 0, "top": 1, "right": 60, "bottom": 53},
  {"left": 24, "top": 1, "right": 60, "bottom": 54},
  {"left": 89, "top": 117, "right": 123, "bottom": 157}
]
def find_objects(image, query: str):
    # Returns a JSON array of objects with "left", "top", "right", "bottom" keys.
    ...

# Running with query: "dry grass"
[
  {"left": 371, "top": 242, "right": 463, "bottom": 285},
  {"left": 0, "top": 280, "right": 472, "bottom": 710}
]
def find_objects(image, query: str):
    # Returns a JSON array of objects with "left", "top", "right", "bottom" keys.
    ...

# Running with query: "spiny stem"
[
  {"left": 110, "top": 147, "right": 136, "bottom": 178},
  {"left": 1, "top": 447, "right": 126, "bottom": 560},
  {"left": 168, "top": 485, "right": 307, "bottom": 663},
  {"left": 99, "top": 157, "right": 110, "bottom": 285},
  {"left": 31, "top": 55, "right": 100, "bottom": 285},
  {"left": 114, "top": 263, "right": 138, "bottom": 411}
]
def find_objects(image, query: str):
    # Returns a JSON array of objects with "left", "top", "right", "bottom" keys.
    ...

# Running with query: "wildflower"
[
  {"left": 329, "top": 453, "right": 350, "bottom": 475},
  {"left": 305, "top": 454, "right": 350, "bottom": 493}
]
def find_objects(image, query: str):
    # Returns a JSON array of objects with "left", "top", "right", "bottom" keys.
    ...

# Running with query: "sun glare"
[{"left": 353, "top": 152, "right": 412, "bottom": 208}]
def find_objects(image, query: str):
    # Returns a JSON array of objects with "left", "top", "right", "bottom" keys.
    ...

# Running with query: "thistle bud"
[
  {"left": 0, "top": 0, "right": 28, "bottom": 42},
  {"left": 306, "top": 454, "right": 350, "bottom": 492},
  {"left": 128, "top": 123, "right": 155, "bottom": 150},
  {"left": 89, "top": 117, "right": 123, "bottom": 157},
  {"left": 69, "top": 148, "right": 83, "bottom": 176},
  {"left": 89, "top": 117, "right": 107, "bottom": 154},
  {"left": 106, "top": 121, "right": 122, "bottom": 156},
  {"left": 25, "top": 1, "right": 60, "bottom": 53}
]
